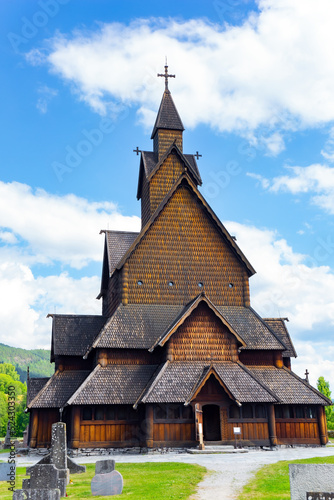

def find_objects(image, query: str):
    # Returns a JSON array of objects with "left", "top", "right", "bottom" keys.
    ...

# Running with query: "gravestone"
[
  {"left": 22, "top": 464, "right": 66, "bottom": 497},
  {"left": 0, "top": 461, "right": 16, "bottom": 481},
  {"left": 306, "top": 494, "right": 334, "bottom": 500},
  {"left": 289, "top": 464, "right": 334, "bottom": 500},
  {"left": 91, "top": 459, "right": 123, "bottom": 496},
  {"left": 13, "top": 489, "right": 60, "bottom": 500},
  {"left": 34, "top": 422, "right": 85, "bottom": 474},
  {"left": 4, "top": 421, "right": 11, "bottom": 448}
]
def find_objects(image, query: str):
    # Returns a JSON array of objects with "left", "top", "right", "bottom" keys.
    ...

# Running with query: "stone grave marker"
[
  {"left": 13, "top": 489, "right": 61, "bottom": 500},
  {"left": 22, "top": 463, "right": 66, "bottom": 497},
  {"left": 289, "top": 464, "right": 334, "bottom": 500},
  {"left": 4, "top": 421, "right": 11, "bottom": 448},
  {"left": 91, "top": 459, "right": 123, "bottom": 496}
]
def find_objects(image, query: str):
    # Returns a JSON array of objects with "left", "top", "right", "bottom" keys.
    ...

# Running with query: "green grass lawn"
[
  {"left": 238, "top": 455, "right": 334, "bottom": 500},
  {"left": 0, "top": 462, "right": 206, "bottom": 499}
]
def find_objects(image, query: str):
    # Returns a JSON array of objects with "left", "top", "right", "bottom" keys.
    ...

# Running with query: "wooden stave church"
[{"left": 27, "top": 67, "right": 331, "bottom": 449}]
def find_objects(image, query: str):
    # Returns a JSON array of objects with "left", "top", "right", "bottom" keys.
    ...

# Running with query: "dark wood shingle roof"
[
  {"left": 217, "top": 306, "right": 286, "bottom": 350},
  {"left": 51, "top": 315, "right": 107, "bottom": 358},
  {"left": 140, "top": 361, "right": 277, "bottom": 404},
  {"left": 151, "top": 89, "right": 184, "bottom": 138},
  {"left": 27, "top": 377, "right": 50, "bottom": 406},
  {"left": 104, "top": 230, "right": 139, "bottom": 274},
  {"left": 67, "top": 364, "right": 158, "bottom": 405},
  {"left": 249, "top": 366, "right": 331, "bottom": 405},
  {"left": 28, "top": 370, "right": 90, "bottom": 408},
  {"left": 263, "top": 318, "right": 297, "bottom": 357}
]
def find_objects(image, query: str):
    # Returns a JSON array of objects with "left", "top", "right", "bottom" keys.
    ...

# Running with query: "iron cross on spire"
[{"left": 157, "top": 61, "right": 175, "bottom": 91}]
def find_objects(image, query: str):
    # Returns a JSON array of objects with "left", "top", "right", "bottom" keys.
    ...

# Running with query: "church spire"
[{"left": 151, "top": 62, "right": 184, "bottom": 157}]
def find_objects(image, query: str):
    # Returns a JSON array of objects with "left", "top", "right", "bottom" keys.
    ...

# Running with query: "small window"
[
  {"left": 106, "top": 407, "right": 115, "bottom": 420},
  {"left": 305, "top": 406, "right": 316, "bottom": 419},
  {"left": 94, "top": 407, "right": 104, "bottom": 421},
  {"left": 117, "top": 405, "right": 127, "bottom": 420},
  {"left": 82, "top": 407, "right": 92, "bottom": 420},
  {"left": 182, "top": 405, "right": 193, "bottom": 420},
  {"left": 155, "top": 405, "right": 167, "bottom": 419},
  {"left": 137, "top": 280, "right": 143, "bottom": 286},
  {"left": 168, "top": 281, "right": 174, "bottom": 287},
  {"left": 255, "top": 404, "right": 266, "bottom": 418},
  {"left": 228, "top": 283, "right": 234, "bottom": 289},
  {"left": 198, "top": 282, "right": 204, "bottom": 288},
  {"left": 229, "top": 405, "right": 240, "bottom": 419},
  {"left": 275, "top": 406, "right": 283, "bottom": 419},
  {"left": 167, "top": 404, "right": 180, "bottom": 420},
  {"left": 242, "top": 404, "right": 253, "bottom": 419},
  {"left": 295, "top": 406, "right": 304, "bottom": 418}
]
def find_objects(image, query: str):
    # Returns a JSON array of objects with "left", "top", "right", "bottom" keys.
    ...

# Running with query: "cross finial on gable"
[{"left": 157, "top": 59, "right": 175, "bottom": 91}]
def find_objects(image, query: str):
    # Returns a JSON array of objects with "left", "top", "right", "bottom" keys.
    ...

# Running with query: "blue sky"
[{"left": 1, "top": 0, "right": 334, "bottom": 390}]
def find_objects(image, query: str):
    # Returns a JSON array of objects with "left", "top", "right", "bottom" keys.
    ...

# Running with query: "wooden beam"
[
  {"left": 71, "top": 407, "right": 80, "bottom": 449},
  {"left": 29, "top": 410, "right": 38, "bottom": 448},
  {"left": 146, "top": 405, "right": 154, "bottom": 448},
  {"left": 317, "top": 405, "right": 328, "bottom": 445}
]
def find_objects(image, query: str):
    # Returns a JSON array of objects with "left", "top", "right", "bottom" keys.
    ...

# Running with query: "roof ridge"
[
  {"left": 151, "top": 89, "right": 184, "bottom": 139},
  {"left": 66, "top": 365, "right": 100, "bottom": 406},
  {"left": 237, "top": 361, "right": 281, "bottom": 402},
  {"left": 139, "top": 360, "right": 170, "bottom": 405}
]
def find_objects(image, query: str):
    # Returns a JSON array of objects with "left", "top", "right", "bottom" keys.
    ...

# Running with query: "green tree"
[
  {"left": 0, "top": 363, "right": 28, "bottom": 437},
  {"left": 0, "top": 363, "right": 20, "bottom": 381},
  {"left": 317, "top": 376, "right": 334, "bottom": 428}
]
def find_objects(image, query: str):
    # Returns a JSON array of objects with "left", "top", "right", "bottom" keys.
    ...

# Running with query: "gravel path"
[{"left": 10, "top": 445, "right": 334, "bottom": 499}]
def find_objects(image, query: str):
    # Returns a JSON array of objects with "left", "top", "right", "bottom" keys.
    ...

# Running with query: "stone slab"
[
  {"left": 0, "top": 461, "right": 16, "bottom": 481},
  {"left": 95, "top": 459, "right": 115, "bottom": 474},
  {"left": 51, "top": 423, "right": 67, "bottom": 471},
  {"left": 91, "top": 469, "right": 123, "bottom": 496},
  {"left": 289, "top": 464, "right": 334, "bottom": 500},
  {"left": 306, "top": 495, "right": 334, "bottom": 500},
  {"left": 13, "top": 489, "right": 60, "bottom": 500}
]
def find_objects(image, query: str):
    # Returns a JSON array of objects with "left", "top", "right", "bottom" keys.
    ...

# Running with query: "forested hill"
[{"left": 0, "top": 343, "right": 53, "bottom": 383}]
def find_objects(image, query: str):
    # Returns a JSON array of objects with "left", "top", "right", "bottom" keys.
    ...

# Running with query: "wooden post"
[
  {"left": 146, "top": 404, "right": 154, "bottom": 448},
  {"left": 268, "top": 404, "right": 278, "bottom": 446},
  {"left": 317, "top": 406, "right": 328, "bottom": 445},
  {"left": 274, "top": 351, "right": 283, "bottom": 368},
  {"left": 30, "top": 410, "right": 38, "bottom": 448},
  {"left": 71, "top": 407, "right": 80, "bottom": 448},
  {"left": 195, "top": 403, "right": 204, "bottom": 450}
]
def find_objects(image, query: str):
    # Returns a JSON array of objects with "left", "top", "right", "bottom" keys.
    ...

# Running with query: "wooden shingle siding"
[
  {"left": 127, "top": 186, "right": 248, "bottom": 306},
  {"left": 169, "top": 304, "right": 238, "bottom": 362},
  {"left": 141, "top": 175, "right": 151, "bottom": 227},
  {"left": 154, "top": 129, "right": 183, "bottom": 160},
  {"left": 150, "top": 153, "right": 184, "bottom": 214}
]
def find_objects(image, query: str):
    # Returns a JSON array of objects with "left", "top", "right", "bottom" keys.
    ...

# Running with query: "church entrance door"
[{"left": 202, "top": 404, "right": 221, "bottom": 441}]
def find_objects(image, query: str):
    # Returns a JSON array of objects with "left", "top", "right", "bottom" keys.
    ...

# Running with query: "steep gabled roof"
[
  {"left": 84, "top": 300, "right": 285, "bottom": 355},
  {"left": 137, "top": 361, "right": 278, "bottom": 405},
  {"left": 67, "top": 364, "right": 158, "bottom": 405},
  {"left": 263, "top": 318, "right": 297, "bottom": 358},
  {"left": 85, "top": 303, "right": 184, "bottom": 355},
  {"left": 137, "top": 145, "right": 202, "bottom": 200},
  {"left": 28, "top": 370, "right": 90, "bottom": 409},
  {"left": 118, "top": 174, "right": 256, "bottom": 277},
  {"left": 149, "top": 293, "right": 246, "bottom": 351},
  {"left": 151, "top": 89, "right": 184, "bottom": 139},
  {"left": 50, "top": 315, "right": 107, "bottom": 360},
  {"left": 102, "top": 230, "right": 139, "bottom": 274},
  {"left": 249, "top": 366, "right": 332, "bottom": 405}
]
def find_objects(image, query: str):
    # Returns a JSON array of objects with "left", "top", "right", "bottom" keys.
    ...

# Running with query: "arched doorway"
[{"left": 202, "top": 404, "right": 221, "bottom": 441}]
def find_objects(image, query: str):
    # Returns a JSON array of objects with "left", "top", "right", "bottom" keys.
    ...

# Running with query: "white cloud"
[
  {"left": 0, "top": 181, "right": 140, "bottom": 268},
  {"left": 248, "top": 164, "right": 334, "bottom": 214},
  {"left": 225, "top": 220, "right": 334, "bottom": 389},
  {"left": 26, "top": 0, "right": 334, "bottom": 154},
  {"left": 36, "top": 85, "right": 58, "bottom": 114},
  {"left": 0, "top": 261, "right": 101, "bottom": 349}
]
